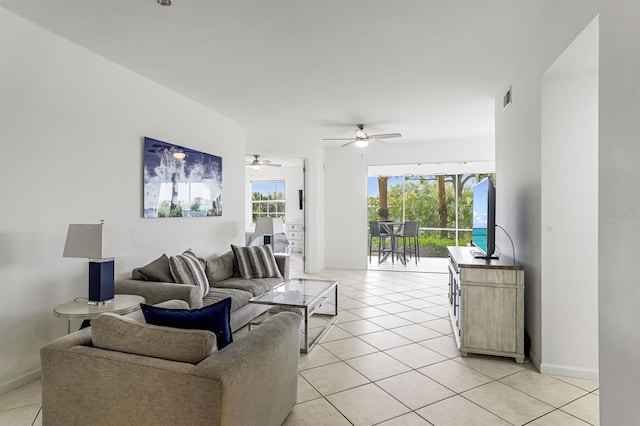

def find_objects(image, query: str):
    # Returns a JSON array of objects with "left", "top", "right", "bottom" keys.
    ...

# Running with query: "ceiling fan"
[
  {"left": 323, "top": 124, "right": 402, "bottom": 148},
  {"left": 246, "top": 155, "right": 282, "bottom": 170}
]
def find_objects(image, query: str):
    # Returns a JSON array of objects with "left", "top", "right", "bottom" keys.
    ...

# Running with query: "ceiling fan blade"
[
  {"left": 340, "top": 140, "right": 357, "bottom": 148},
  {"left": 368, "top": 133, "right": 402, "bottom": 139},
  {"left": 323, "top": 137, "right": 356, "bottom": 141},
  {"left": 263, "top": 163, "right": 282, "bottom": 167}
]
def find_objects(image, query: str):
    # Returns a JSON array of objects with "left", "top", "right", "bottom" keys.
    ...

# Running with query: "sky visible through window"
[
  {"left": 367, "top": 176, "right": 404, "bottom": 197},
  {"left": 252, "top": 181, "right": 285, "bottom": 196}
]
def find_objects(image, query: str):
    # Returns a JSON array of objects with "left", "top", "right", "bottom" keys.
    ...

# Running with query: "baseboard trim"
[
  {"left": 539, "top": 363, "right": 599, "bottom": 381},
  {"left": 529, "top": 350, "right": 541, "bottom": 372},
  {"left": 0, "top": 368, "right": 41, "bottom": 396}
]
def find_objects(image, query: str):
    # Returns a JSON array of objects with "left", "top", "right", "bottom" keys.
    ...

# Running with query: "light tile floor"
[{"left": 0, "top": 256, "right": 599, "bottom": 426}]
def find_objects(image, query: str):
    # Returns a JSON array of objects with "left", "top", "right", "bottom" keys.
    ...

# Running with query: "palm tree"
[
  {"left": 437, "top": 175, "right": 447, "bottom": 237},
  {"left": 377, "top": 176, "right": 389, "bottom": 221}
]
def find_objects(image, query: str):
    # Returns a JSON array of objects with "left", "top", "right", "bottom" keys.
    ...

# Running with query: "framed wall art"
[{"left": 143, "top": 137, "right": 222, "bottom": 218}]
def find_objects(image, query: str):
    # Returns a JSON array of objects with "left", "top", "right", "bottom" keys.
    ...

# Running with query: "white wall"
[
  {"left": 245, "top": 164, "right": 305, "bottom": 229},
  {"left": 494, "top": 71, "right": 544, "bottom": 368},
  {"left": 0, "top": 8, "right": 245, "bottom": 392},
  {"left": 598, "top": 2, "right": 640, "bottom": 424},
  {"left": 301, "top": 146, "right": 322, "bottom": 273},
  {"left": 541, "top": 18, "right": 599, "bottom": 379},
  {"left": 324, "top": 137, "right": 494, "bottom": 270}
]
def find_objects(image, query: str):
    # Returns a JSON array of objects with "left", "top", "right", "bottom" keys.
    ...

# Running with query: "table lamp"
[
  {"left": 63, "top": 221, "right": 135, "bottom": 305},
  {"left": 254, "top": 217, "right": 284, "bottom": 250}
]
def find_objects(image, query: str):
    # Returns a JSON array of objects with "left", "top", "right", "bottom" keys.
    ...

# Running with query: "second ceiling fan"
[
  {"left": 246, "top": 154, "right": 282, "bottom": 170},
  {"left": 323, "top": 124, "right": 401, "bottom": 148}
]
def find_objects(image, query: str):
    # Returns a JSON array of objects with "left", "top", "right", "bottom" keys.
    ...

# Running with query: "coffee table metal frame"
[{"left": 248, "top": 278, "right": 339, "bottom": 353}]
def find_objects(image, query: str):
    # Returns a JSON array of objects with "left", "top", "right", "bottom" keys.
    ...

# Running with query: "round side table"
[{"left": 53, "top": 294, "right": 146, "bottom": 333}]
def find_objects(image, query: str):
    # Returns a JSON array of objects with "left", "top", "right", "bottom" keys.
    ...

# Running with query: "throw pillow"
[
  {"left": 132, "top": 254, "right": 174, "bottom": 282},
  {"left": 169, "top": 249, "right": 209, "bottom": 296},
  {"left": 140, "top": 297, "right": 233, "bottom": 349},
  {"left": 204, "top": 251, "right": 235, "bottom": 284},
  {"left": 91, "top": 313, "right": 217, "bottom": 364},
  {"left": 231, "top": 244, "right": 282, "bottom": 279}
]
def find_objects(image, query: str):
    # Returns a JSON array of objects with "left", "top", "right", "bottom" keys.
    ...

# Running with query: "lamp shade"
[
  {"left": 254, "top": 217, "right": 284, "bottom": 235},
  {"left": 63, "top": 223, "right": 135, "bottom": 260}
]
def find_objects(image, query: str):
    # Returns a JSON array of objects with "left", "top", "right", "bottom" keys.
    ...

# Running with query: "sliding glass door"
[{"left": 367, "top": 173, "right": 495, "bottom": 257}]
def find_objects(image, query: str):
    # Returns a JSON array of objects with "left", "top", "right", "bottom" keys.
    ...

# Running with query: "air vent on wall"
[{"left": 503, "top": 85, "right": 512, "bottom": 109}]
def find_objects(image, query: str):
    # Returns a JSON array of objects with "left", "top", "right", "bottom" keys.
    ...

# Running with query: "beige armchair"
[{"left": 40, "top": 310, "right": 301, "bottom": 426}]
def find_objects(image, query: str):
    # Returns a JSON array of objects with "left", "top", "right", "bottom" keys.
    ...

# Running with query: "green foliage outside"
[
  {"left": 371, "top": 232, "right": 472, "bottom": 258},
  {"left": 251, "top": 191, "right": 286, "bottom": 223}
]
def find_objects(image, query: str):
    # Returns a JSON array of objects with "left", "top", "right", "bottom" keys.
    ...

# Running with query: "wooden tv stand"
[{"left": 447, "top": 246, "right": 525, "bottom": 363}]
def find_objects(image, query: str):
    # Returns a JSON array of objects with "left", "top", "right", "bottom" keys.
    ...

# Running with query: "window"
[{"left": 251, "top": 181, "right": 285, "bottom": 223}]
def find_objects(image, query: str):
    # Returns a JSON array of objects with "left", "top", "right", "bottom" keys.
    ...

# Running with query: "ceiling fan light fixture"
[
  {"left": 251, "top": 163, "right": 261, "bottom": 170},
  {"left": 326, "top": 124, "right": 402, "bottom": 148}
]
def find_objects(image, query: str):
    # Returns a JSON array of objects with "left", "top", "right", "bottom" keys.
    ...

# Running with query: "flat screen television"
[{"left": 471, "top": 178, "right": 497, "bottom": 259}]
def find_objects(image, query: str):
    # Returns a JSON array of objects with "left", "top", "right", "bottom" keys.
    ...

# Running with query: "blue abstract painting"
[{"left": 143, "top": 137, "right": 222, "bottom": 218}]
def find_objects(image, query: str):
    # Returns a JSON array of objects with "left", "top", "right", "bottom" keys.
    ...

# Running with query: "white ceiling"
[{"left": 0, "top": 0, "right": 599, "bottom": 157}]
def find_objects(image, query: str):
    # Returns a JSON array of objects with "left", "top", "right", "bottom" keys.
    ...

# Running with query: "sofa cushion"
[
  {"left": 204, "top": 251, "right": 235, "bottom": 284},
  {"left": 141, "top": 297, "right": 233, "bottom": 349},
  {"left": 169, "top": 249, "right": 209, "bottom": 296},
  {"left": 203, "top": 287, "right": 253, "bottom": 312},
  {"left": 132, "top": 254, "right": 174, "bottom": 282},
  {"left": 91, "top": 312, "right": 216, "bottom": 364},
  {"left": 231, "top": 245, "right": 282, "bottom": 279},
  {"left": 213, "top": 276, "right": 282, "bottom": 297}
]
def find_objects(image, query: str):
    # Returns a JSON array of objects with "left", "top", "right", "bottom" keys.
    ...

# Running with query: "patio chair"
[
  {"left": 396, "top": 221, "right": 420, "bottom": 265},
  {"left": 369, "top": 221, "right": 391, "bottom": 263}
]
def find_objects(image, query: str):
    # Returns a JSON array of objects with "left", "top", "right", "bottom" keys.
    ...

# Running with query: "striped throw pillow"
[
  {"left": 169, "top": 249, "right": 210, "bottom": 296},
  {"left": 231, "top": 244, "right": 282, "bottom": 279}
]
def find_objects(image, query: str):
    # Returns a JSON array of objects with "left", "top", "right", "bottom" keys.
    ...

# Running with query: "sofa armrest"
[
  {"left": 191, "top": 312, "right": 301, "bottom": 426},
  {"left": 274, "top": 253, "right": 290, "bottom": 281},
  {"left": 41, "top": 327, "right": 93, "bottom": 352},
  {"left": 115, "top": 278, "right": 204, "bottom": 309}
]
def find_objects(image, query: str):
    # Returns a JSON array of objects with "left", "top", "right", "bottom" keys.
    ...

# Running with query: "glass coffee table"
[{"left": 249, "top": 278, "right": 338, "bottom": 353}]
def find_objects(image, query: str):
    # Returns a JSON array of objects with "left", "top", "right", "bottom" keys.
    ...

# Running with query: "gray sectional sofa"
[
  {"left": 115, "top": 250, "right": 290, "bottom": 331},
  {"left": 40, "top": 300, "right": 301, "bottom": 426}
]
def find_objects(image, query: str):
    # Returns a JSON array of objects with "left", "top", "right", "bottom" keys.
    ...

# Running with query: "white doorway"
[{"left": 245, "top": 154, "right": 306, "bottom": 271}]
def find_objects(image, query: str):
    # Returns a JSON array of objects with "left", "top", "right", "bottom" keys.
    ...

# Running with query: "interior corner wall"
[
  {"left": 0, "top": 8, "right": 245, "bottom": 393},
  {"left": 323, "top": 138, "right": 494, "bottom": 270},
  {"left": 494, "top": 72, "right": 543, "bottom": 370},
  {"left": 541, "top": 17, "right": 599, "bottom": 380},
  {"left": 598, "top": 2, "right": 640, "bottom": 424}
]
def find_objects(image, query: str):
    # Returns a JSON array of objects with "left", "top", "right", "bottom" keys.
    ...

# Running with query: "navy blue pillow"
[{"left": 140, "top": 298, "right": 233, "bottom": 349}]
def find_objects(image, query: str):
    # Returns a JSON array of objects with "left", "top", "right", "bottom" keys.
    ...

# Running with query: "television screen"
[{"left": 472, "top": 178, "right": 496, "bottom": 258}]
